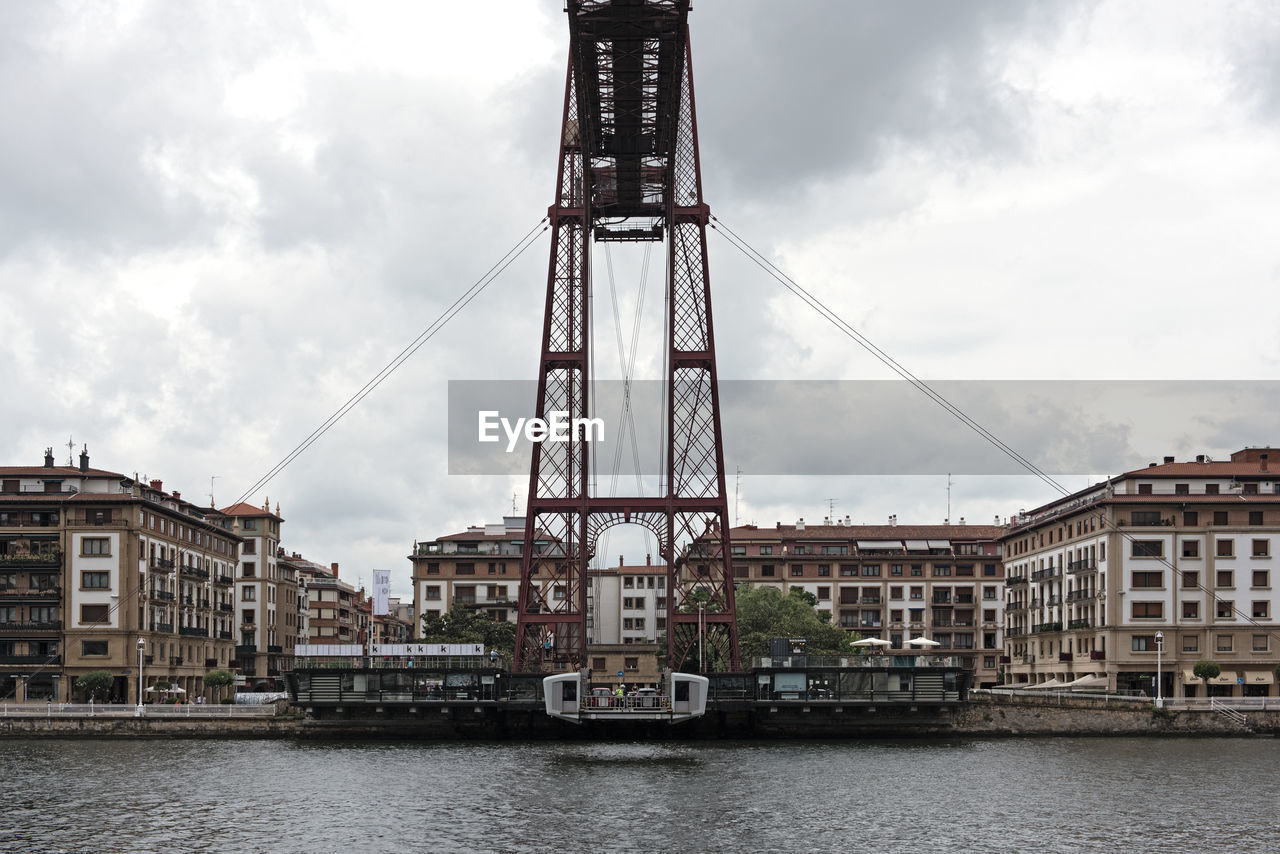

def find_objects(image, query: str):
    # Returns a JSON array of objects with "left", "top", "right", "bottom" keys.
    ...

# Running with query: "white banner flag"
[{"left": 373, "top": 569, "right": 390, "bottom": 616}]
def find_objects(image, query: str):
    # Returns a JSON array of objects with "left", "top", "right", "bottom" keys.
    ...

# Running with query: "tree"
[
  {"left": 734, "top": 586, "right": 856, "bottom": 659},
  {"left": 420, "top": 606, "right": 516, "bottom": 656},
  {"left": 204, "top": 669, "right": 235, "bottom": 703},
  {"left": 1193, "top": 660, "right": 1221, "bottom": 693},
  {"left": 75, "top": 670, "right": 113, "bottom": 702}
]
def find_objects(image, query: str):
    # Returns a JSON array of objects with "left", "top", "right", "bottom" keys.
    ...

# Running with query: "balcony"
[
  {"left": 268, "top": 645, "right": 283, "bottom": 654},
  {"left": 214, "top": 574, "right": 234, "bottom": 585},
  {"left": 1007, "top": 603, "right": 1027, "bottom": 614},
  {"left": 217, "top": 603, "right": 234, "bottom": 613},
  {"left": 933, "top": 618, "right": 953, "bottom": 627},
  {"left": 1005, "top": 576, "right": 1027, "bottom": 587},
  {"left": 0, "top": 620, "right": 62, "bottom": 632},
  {"left": 860, "top": 595, "right": 881, "bottom": 605},
  {"left": 1068, "top": 618, "right": 1092, "bottom": 630},
  {"left": 170, "top": 657, "right": 183, "bottom": 666},
  {"left": 1031, "top": 622, "right": 1063, "bottom": 634},
  {"left": 998, "top": 655, "right": 1012, "bottom": 664},
  {"left": 1090, "top": 650, "right": 1106, "bottom": 660},
  {"left": 1059, "top": 652, "right": 1074, "bottom": 662},
  {"left": 179, "top": 626, "right": 207, "bottom": 638},
  {"left": 931, "top": 595, "right": 952, "bottom": 605},
  {"left": 219, "top": 630, "right": 233, "bottom": 640},
  {"left": 1046, "top": 594, "right": 1062, "bottom": 606},
  {"left": 1065, "top": 589, "right": 1094, "bottom": 603},
  {"left": 151, "top": 558, "right": 175, "bottom": 572},
  {"left": 1031, "top": 567, "right": 1060, "bottom": 581},
  {"left": 151, "top": 622, "right": 174, "bottom": 633},
  {"left": 150, "top": 590, "right": 175, "bottom": 602},
  {"left": 204, "top": 658, "right": 219, "bottom": 668},
  {"left": 180, "top": 565, "right": 209, "bottom": 580},
  {"left": 0, "top": 654, "right": 60, "bottom": 665},
  {"left": 1067, "top": 558, "right": 1098, "bottom": 575},
  {"left": 0, "top": 553, "right": 62, "bottom": 569},
  {"left": 0, "top": 586, "right": 61, "bottom": 600},
  {"left": 235, "top": 644, "right": 258, "bottom": 655}
]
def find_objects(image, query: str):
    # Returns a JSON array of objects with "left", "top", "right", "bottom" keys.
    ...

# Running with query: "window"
[
  {"left": 793, "top": 546, "right": 808, "bottom": 555},
  {"left": 890, "top": 609, "right": 903, "bottom": 622},
  {"left": 0, "top": 607, "right": 14, "bottom": 623},
  {"left": 821, "top": 545, "right": 848, "bottom": 555},
  {"left": 1253, "top": 570, "right": 1270, "bottom": 588},
  {"left": 1137, "top": 484, "right": 1153, "bottom": 495},
  {"left": 890, "top": 564, "right": 903, "bottom": 577},
  {"left": 1130, "top": 540, "right": 1163, "bottom": 558},
  {"left": 80, "top": 604, "right": 109, "bottom": 623},
  {"left": 1131, "top": 602, "right": 1163, "bottom": 619},
  {"left": 1183, "top": 511, "right": 1198, "bottom": 526},
  {"left": 1217, "top": 540, "right": 1234, "bottom": 558},
  {"left": 983, "top": 563, "right": 997, "bottom": 576},
  {"left": 81, "top": 537, "right": 110, "bottom": 556},
  {"left": 242, "top": 540, "right": 256, "bottom": 555},
  {"left": 1131, "top": 571, "right": 1164, "bottom": 588},
  {"left": 624, "top": 657, "right": 638, "bottom": 670},
  {"left": 426, "top": 562, "right": 440, "bottom": 575},
  {"left": 1182, "top": 540, "right": 1199, "bottom": 558},
  {"left": 1183, "top": 635, "right": 1198, "bottom": 652},
  {"left": 1131, "top": 510, "right": 1160, "bottom": 525},
  {"left": 623, "top": 577, "right": 634, "bottom": 588},
  {"left": 1252, "top": 539, "right": 1270, "bottom": 557},
  {"left": 933, "top": 564, "right": 952, "bottom": 577},
  {"left": 1216, "top": 600, "right": 1233, "bottom": 619},
  {"left": 983, "top": 586, "right": 998, "bottom": 600},
  {"left": 243, "top": 561, "right": 256, "bottom": 578},
  {"left": 839, "top": 565, "right": 856, "bottom": 577},
  {"left": 910, "top": 564, "right": 923, "bottom": 577},
  {"left": 1213, "top": 511, "right": 1228, "bottom": 525},
  {"left": 81, "top": 571, "right": 110, "bottom": 589},
  {"left": 817, "top": 565, "right": 830, "bottom": 577},
  {"left": 984, "top": 656, "right": 997, "bottom": 669},
  {"left": 455, "top": 563, "right": 475, "bottom": 576},
  {"left": 889, "top": 586, "right": 903, "bottom": 599},
  {"left": 730, "top": 546, "right": 746, "bottom": 556},
  {"left": 761, "top": 565, "right": 775, "bottom": 578},
  {"left": 426, "top": 586, "right": 441, "bottom": 600},
  {"left": 909, "top": 586, "right": 923, "bottom": 600},
  {"left": 31, "top": 605, "right": 55, "bottom": 623},
  {"left": 1217, "top": 634, "right": 1233, "bottom": 653},
  {"left": 82, "top": 641, "right": 108, "bottom": 656},
  {"left": 1253, "top": 634, "right": 1269, "bottom": 652},
  {"left": 759, "top": 546, "right": 773, "bottom": 555},
  {"left": 790, "top": 565, "right": 803, "bottom": 577},
  {"left": 1244, "top": 484, "right": 1260, "bottom": 495},
  {"left": 862, "top": 564, "right": 881, "bottom": 577},
  {"left": 1206, "top": 483, "right": 1220, "bottom": 495},
  {"left": 243, "top": 609, "right": 255, "bottom": 624},
  {"left": 1217, "top": 570, "right": 1234, "bottom": 588},
  {"left": 1175, "top": 483, "right": 1190, "bottom": 495},
  {"left": 592, "top": 657, "right": 606, "bottom": 670},
  {"left": 243, "top": 586, "right": 257, "bottom": 601},
  {"left": 1253, "top": 601, "right": 1269, "bottom": 619},
  {"left": 241, "top": 519, "right": 257, "bottom": 531},
  {"left": 488, "top": 562, "right": 498, "bottom": 575},
  {"left": 1182, "top": 601, "right": 1199, "bottom": 619},
  {"left": 1131, "top": 635, "right": 1155, "bottom": 651},
  {"left": 817, "top": 586, "right": 830, "bottom": 600},
  {"left": 553, "top": 586, "right": 566, "bottom": 600}
]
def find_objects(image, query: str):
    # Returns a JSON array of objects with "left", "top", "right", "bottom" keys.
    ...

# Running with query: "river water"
[{"left": 1, "top": 737, "right": 1277, "bottom": 853}]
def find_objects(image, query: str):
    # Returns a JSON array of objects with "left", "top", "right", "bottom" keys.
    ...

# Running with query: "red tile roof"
[
  {"left": 218, "top": 501, "right": 282, "bottom": 520},
  {"left": 0, "top": 465, "right": 126, "bottom": 479},
  {"left": 731, "top": 524, "right": 1004, "bottom": 540}
]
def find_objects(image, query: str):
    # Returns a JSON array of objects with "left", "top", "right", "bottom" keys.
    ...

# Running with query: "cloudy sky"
[{"left": 3, "top": 0, "right": 1278, "bottom": 597}]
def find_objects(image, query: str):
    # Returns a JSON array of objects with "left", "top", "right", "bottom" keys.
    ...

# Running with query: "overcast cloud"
[{"left": 2, "top": 0, "right": 1278, "bottom": 597}]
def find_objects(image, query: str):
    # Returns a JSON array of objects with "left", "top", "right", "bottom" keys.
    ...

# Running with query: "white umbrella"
[
  {"left": 169, "top": 686, "right": 186, "bottom": 694},
  {"left": 1023, "top": 678, "right": 1063, "bottom": 690},
  {"left": 851, "top": 638, "right": 892, "bottom": 647},
  {"left": 906, "top": 636, "right": 940, "bottom": 647}
]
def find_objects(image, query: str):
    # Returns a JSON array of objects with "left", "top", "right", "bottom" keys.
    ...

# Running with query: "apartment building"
[
  {"left": 728, "top": 519, "right": 1006, "bottom": 687},
  {"left": 588, "top": 556, "right": 667, "bottom": 645},
  {"left": 1002, "top": 448, "right": 1280, "bottom": 697},
  {"left": 1, "top": 449, "right": 240, "bottom": 702},
  {"left": 287, "top": 556, "right": 363, "bottom": 647},
  {"left": 219, "top": 501, "right": 295, "bottom": 680},
  {"left": 410, "top": 517, "right": 531, "bottom": 631}
]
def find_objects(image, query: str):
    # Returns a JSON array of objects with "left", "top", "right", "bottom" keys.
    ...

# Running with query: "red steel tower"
[{"left": 513, "top": 0, "right": 739, "bottom": 673}]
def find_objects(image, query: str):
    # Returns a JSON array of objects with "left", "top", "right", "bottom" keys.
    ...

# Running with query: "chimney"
[
  {"left": 994, "top": 515, "right": 1001, "bottom": 525},
  {"left": 1195, "top": 454, "right": 1205, "bottom": 463},
  {"left": 796, "top": 517, "right": 805, "bottom": 531},
  {"left": 646, "top": 553, "right": 651, "bottom": 566},
  {"left": 172, "top": 491, "right": 181, "bottom": 501},
  {"left": 959, "top": 517, "right": 966, "bottom": 525},
  {"left": 331, "top": 562, "right": 339, "bottom": 577},
  {"left": 1262, "top": 453, "right": 1269, "bottom": 473},
  {"left": 1163, "top": 456, "right": 1174, "bottom": 464},
  {"left": 43, "top": 448, "right": 54, "bottom": 467},
  {"left": 619, "top": 555, "right": 624, "bottom": 568},
  {"left": 150, "top": 479, "right": 163, "bottom": 492},
  {"left": 845, "top": 515, "right": 851, "bottom": 525},
  {"left": 78, "top": 446, "right": 89, "bottom": 473}
]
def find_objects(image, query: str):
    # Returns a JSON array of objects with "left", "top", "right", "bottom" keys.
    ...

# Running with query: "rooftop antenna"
[
  {"left": 946, "top": 473, "right": 953, "bottom": 524},
  {"left": 734, "top": 467, "right": 742, "bottom": 527},
  {"left": 512, "top": 491, "right": 518, "bottom": 515},
  {"left": 826, "top": 497, "right": 837, "bottom": 521},
  {"left": 210, "top": 475, "right": 219, "bottom": 507},
  {"left": 65, "top": 435, "right": 75, "bottom": 466}
]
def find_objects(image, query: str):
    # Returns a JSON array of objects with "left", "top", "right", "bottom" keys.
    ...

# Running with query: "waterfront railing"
[{"left": 0, "top": 702, "right": 279, "bottom": 718}]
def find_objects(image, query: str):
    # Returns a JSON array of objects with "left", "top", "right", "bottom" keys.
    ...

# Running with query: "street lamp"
[
  {"left": 698, "top": 603, "right": 705, "bottom": 673},
  {"left": 1155, "top": 631, "right": 1164, "bottom": 709},
  {"left": 136, "top": 637, "right": 146, "bottom": 716}
]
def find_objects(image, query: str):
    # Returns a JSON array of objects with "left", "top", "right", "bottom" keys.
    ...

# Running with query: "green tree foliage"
[
  {"left": 420, "top": 606, "right": 515, "bottom": 654},
  {"left": 1193, "top": 660, "right": 1221, "bottom": 685},
  {"left": 204, "top": 669, "right": 235, "bottom": 703},
  {"left": 75, "top": 670, "right": 113, "bottom": 701},
  {"left": 735, "top": 586, "right": 856, "bottom": 659}
]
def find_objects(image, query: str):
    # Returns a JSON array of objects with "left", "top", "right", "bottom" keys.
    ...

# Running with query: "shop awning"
[
  {"left": 926, "top": 540, "right": 952, "bottom": 549},
  {"left": 1244, "top": 670, "right": 1275, "bottom": 685},
  {"left": 1062, "top": 674, "right": 1109, "bottom": 689},
  {"left": 904, "top": 540, "right": 930, "bottom": 550},
  {"left": 1022, "top": 678, "right": 1063, "bottom": 690},
  {"left": 1180, "top": 669, "right": 1237, "bottom": 684}
]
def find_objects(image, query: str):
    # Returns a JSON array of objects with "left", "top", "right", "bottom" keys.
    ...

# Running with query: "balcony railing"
[
  {"left": 1068, "top": 618, "right": 1092, "bottom": 630},
  {"left": 267, "top": 645, "right": 283, "bottom": 654},
  {"left": 152, "top": 622, "right": 174, "bottom": 633},
  {"left": 1067, "top": 558, "right": 1098, "bottom": 574},
  {"left": 150, "top": 590, "right": 175, "bottom": 602},
  {"left": 170, "top": 657, "right": 183, "bottom": 666},
  {"left": 180, "top": 565, "right": 209, "bottom": 580},
  {"left": 1065, "top": 589, "right": 1093, "bottom": 603},
  {"left": 179, "top": 627, "right": 207, "bottom": 638},
  {"left": 217, "top": 603, "right": 234, "bottom": 613},
  {"left": 151, "top": 558, "right": 175, "bottom": 571},
  {"left": 235, "top": 644, "right": 258, "bottom": 655},
  {"left": 214, "top": 574, "right": 234, "bottom": 585},
  {"left": 932, "top": 595, "right": 952, "bottom": 604},
  {"left": 1031, "top": 622, "right": 1063, "bottom": 634},
  {"left": 0, "top": 553, "right": 62, "bottom": 568},
  {"left": 218, "top": 630, "right": 233, "bottom": 640},
  {"left": 1005, "top": 576, "right": 1027, "bottom": 587},
  {"left": 1031, "top": 567, "right": 1060, "bottom": 581},
  {"left": 0, "top": 586, "right": 61, "bottom": 598},
  {"left": 999, "top": 655, "right": 1012, "bottom": 664},
  {"left": 1090, "top": 650, "right": 1106, "bottom": 660},
  {"left": 1059, "top": 652, "right": 1074, "bottom": 662},
  {"left": 0, "top": 620, "right": 62, "bottom": 631},
  {"left": 0, "top": 654, "right": 60, "bottom": 664}
]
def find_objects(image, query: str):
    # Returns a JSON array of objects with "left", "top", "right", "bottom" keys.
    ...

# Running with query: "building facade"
[
  {"left": 1002, "top": 448, "right": 1280, "bottom": 697},
  {"left": 220, "top": 501, "right": 294, "bottom": 682},
  {"left": 728, "top": 519, "right": 1006, "bottom": 686},
  {"left": 588, "top": 556, "right": 666, "bottom": 645},
  {"left": 410, "top": 517, "right": 532, "bottom": 633},
  {"left": 1, "top": 449, "right": 240, "bottom": 702}
]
